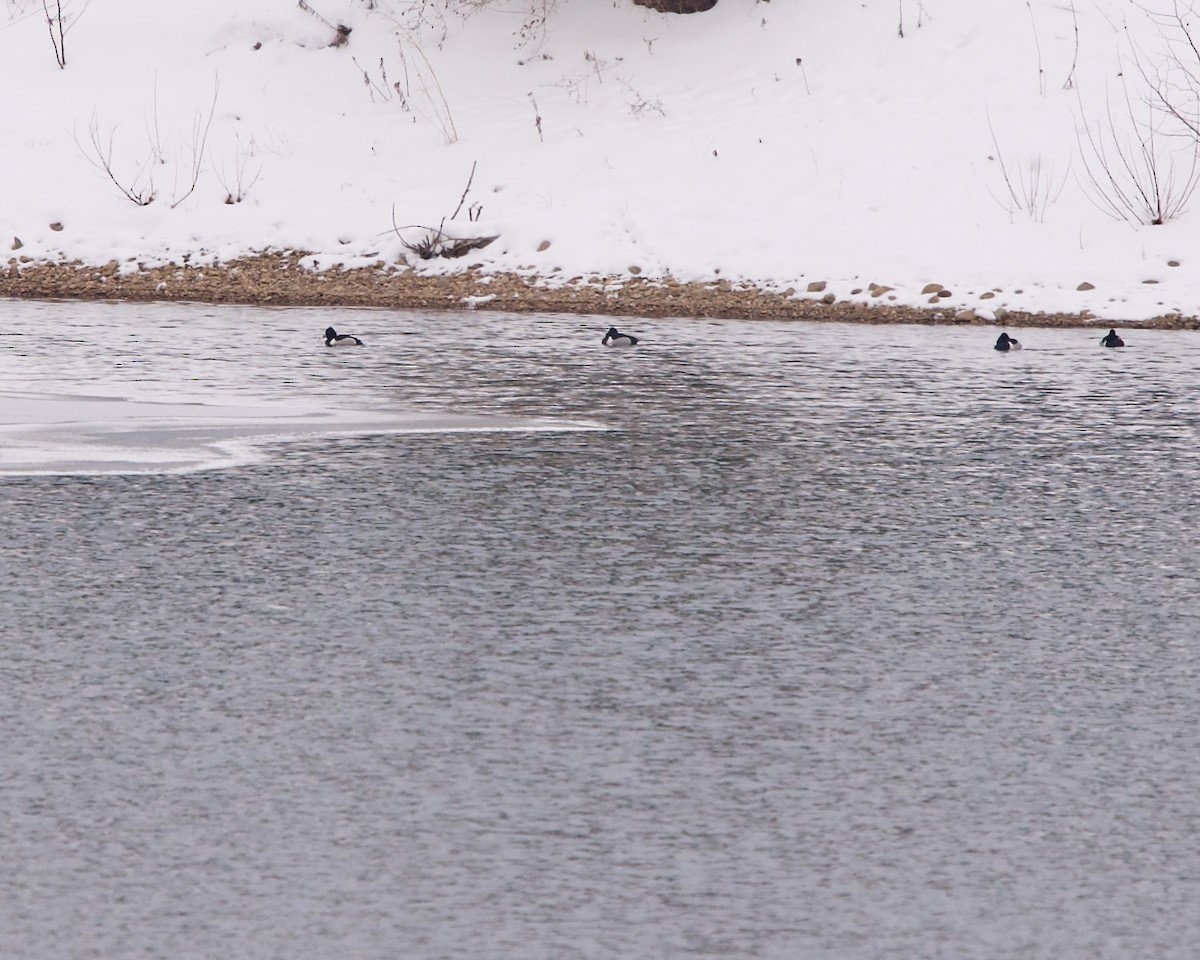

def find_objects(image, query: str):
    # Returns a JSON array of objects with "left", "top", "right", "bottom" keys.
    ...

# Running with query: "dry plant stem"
[
  {"left": 529, "top": 94, "right": 543, "bottom": 141},
  {"left": 170, "top": 80, "right": 219, "bottom": 209},
  {"left": 352, "top": 55, "right": 394, "bottom": 102},
  {"left": 42, "top": 0, "right": 64, "bottom": 68},
  {"left": 146, "top": 76, "right": 167, "bottom": 165},
  {"left": 1027, "top": 1, "right": 1046, "bottom": 95},
  {"left": 373, "top": 18, "right": 457, "bottom": 144},
  {"left": 1063, "top": 1, "right": 1079, "bottom": 90},
  {"left": 297, "top": 0, "right": 332, "bottom": 31}
]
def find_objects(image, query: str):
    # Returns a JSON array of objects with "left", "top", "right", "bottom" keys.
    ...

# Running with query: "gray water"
[{"left": 3, "top": 301, "right": 1200, "bottom": 959}]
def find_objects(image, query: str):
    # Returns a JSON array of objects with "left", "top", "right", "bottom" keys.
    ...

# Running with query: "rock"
[
  {"left": 11, "top": 237, "right": 22, "bottom": 250},
  {"left": 955, "top": 309, "right": 977, "bottom": 322},
  {"left": 49, "top": 222, "right": 63, "bottom": 232},
  {"left": 994, "top": 307, "right": 1010, "bottom": 321},
  {"left": 868, "top": 283, "right": 893, "bottom": 297},
  {"left": 1142, "top": 278, "right": 1159, "bottom": 284},
  {"left": 979, "top": 291, "right": 995, "bottom": 300},
  {"left": 1077, "top": 281, "right": 1095, "bottom": 291},
  {"left": 1168, "top": 260, "right": 1181, "bottom": 267},
  {"left": 628, "top": 265, "right": 642, "bottom": 275},
  {"left": 806, "top": 280, "right": 827, "bottom": 293},
  {"left": 537, "top": 240, "right": 551, "bottom": 252},
  {"left": 822, "top": 292, "right": 836, "bottom": 305},
  {"left": 633, "top": 0, "right": 717, "bottom": 9},
  {"left": 936, "top": 289, "right": 952, "bottom": 298},
  {"left": 921, "top": 282, "right": 943, "bottom": 294}
]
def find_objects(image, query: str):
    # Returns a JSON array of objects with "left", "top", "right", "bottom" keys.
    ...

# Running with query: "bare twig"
[{"left": 449, "top": 160, "right": 477, "bottom": 220}]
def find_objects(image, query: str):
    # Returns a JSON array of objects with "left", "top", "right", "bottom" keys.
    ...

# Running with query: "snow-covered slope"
[{"left": 3, "top": 0, "right": 1199, "bottom": 321}]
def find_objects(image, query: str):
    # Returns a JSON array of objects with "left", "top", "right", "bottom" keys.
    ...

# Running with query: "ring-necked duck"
[
  {"left": 325, "top": 326, "right": 364, "bottom": 347},
  {"left": 1100, "top": 328, "right": 1125, "bottom": 348},
  {"left": 994, "top": 332, "right": 1021, "bottom": 352},
  {"left": 602, "top": 326, "right": 639, "bottom": 346}
]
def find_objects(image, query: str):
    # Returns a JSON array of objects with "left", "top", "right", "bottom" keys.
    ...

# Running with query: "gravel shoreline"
[{"left": 5, "top": 253, "right": 1200, "bottom": 328}]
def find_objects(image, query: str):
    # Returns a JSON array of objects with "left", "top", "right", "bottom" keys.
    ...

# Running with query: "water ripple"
[{"left": 3, "top": 303, "right": 1200, "bottom": 958}]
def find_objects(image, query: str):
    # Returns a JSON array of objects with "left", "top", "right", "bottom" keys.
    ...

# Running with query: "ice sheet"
[{"left": 0, "top": 391, "right": 590, "bottom": 476}]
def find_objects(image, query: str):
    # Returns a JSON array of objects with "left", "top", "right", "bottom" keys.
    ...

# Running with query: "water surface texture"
[{"left": 3, "top": 302, "right": 1200, "bottom": 960}]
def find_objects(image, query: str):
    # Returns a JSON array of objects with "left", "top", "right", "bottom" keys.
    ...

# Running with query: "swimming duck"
[
  {"left": 1100, "top": 328, "right": 1125, "bottom": 348},
  {"left": 325, "top": 326, "right": 363, "bottom": 347},
  {"left": 994, "top": 332, "right": 1021, "bottom": 352},
  {"left": 602, "top": 326, "right": 639, "bottom": 346}
]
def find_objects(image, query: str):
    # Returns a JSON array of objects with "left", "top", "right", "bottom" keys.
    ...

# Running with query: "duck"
[
  {"left": 602, "top": 326, "right": 639, "bottom": 346},
  {"left": 1100, "top": 328, "right": 1125, "bottom": 348},
  {"left": 325, "top": 326, "right": 364, "bottom": 347},
  {"left": 994, "top": 332, "right": 1021, "bottom": 352}
]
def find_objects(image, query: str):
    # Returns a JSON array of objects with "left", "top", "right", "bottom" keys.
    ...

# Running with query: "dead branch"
[{"left": 390, "top": 203, "right": 496, "bottom": 260}]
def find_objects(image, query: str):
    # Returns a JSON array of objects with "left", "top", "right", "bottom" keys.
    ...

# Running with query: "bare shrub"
[
  {"left": 986, "top": 114, "right": 1068, "bottom": 222},
  {"left": 75, "top": 81, "right": 221, "bottom": 209},
  {"left": 215, "top": 133, "right": 264, "bottom": 205},
  {"left": 76, "top": 114, "right": 157, "bottom": 206},
  {"left": 1075, "top": 80, "right": 1200, "bottom": 225},
  {"left": 1135, "top": 1, "right": 1200, "bottom": 141}
]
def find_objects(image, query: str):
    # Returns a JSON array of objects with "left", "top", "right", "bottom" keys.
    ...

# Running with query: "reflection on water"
[{"left": 3, "top": 301, "right": 1200, "bottom": 959}]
